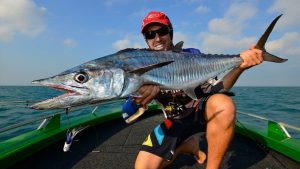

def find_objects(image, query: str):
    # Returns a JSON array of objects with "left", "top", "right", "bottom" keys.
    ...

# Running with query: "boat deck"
[{"left": 11, "top": 110, "right": 299, "bottom": 169}]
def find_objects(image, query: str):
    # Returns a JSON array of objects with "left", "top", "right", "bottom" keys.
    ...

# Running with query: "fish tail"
[{"left": 255, "top": 14, "right": 287, "bottom": 63}]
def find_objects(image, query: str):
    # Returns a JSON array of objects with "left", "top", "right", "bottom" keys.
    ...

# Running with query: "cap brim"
[{"left": 141, "top": 21, "right": 169, "bottom": 33}]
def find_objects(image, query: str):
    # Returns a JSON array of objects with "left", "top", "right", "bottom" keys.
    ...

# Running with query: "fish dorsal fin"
[
  {"left": 183, "top": 88, "right": 198, "bottom": 100},
  {"left": 172, "top": 41, "right": 184, "bottom": 52},
  {"left": 128, "top": 61, "right": 174, "bottom": 75}
]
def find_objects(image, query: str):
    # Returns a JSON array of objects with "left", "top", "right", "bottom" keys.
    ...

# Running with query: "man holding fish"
[
  {"left": 31, "top": 9, "right": 286, "bottom": 169},
  {"left": 124, "top": 11, "right": 263, "bottom": 169}
]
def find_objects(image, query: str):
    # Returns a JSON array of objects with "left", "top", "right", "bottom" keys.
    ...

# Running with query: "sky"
[{"left": 0, "top": 0, "right": 299, "bottom": 86}]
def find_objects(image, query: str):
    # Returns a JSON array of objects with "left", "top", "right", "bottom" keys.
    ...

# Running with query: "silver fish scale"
[
  {"left": 110, "top": 50, "right": 242, "bottom": 89},
  {"left": 77, "top": 49, "right": 241, "bottom": 89}
]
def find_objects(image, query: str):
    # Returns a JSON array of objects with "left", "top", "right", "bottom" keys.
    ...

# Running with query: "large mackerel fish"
[{"left": 32, "top": 15, "right": 287, "bottom": 110}]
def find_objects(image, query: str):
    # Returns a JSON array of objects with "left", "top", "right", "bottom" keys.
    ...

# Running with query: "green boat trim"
[
  {"left": 236, "top": 112, "right": 300, "bottom": 163},
  {"left": 0, "top": 104, "right": 159, "bottom": 169},
  {"left": 0, "top": 105, "right": 299, "bottom": 168}
]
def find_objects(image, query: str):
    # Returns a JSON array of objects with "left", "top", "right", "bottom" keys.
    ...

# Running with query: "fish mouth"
[{"left": 31, "top": 81, "right": 82, "bottom": 110}]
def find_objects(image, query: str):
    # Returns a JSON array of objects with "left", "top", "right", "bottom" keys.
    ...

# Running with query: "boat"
[{"left": 0, "top": 101, "right": 299, "bottom": 169}]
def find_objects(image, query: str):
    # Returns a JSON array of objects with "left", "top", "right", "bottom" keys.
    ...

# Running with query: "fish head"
[{"left": 31, "top": 68, "right": 125, "bottom": 110}]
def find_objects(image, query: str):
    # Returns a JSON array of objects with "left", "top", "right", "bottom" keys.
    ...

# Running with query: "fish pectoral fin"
[
  {"left": 128, "top": 61, "right": 174, "bottom": 75},
  {"left": 183, "top": 88, "right": 198, "bottom": 100},
  {"left": 172, "top": 41, "right": 184, "bottom": 52}
]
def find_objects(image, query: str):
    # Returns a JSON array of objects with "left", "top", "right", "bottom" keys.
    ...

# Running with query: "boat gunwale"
[{"left": 0, "top": 106, "right": 299, "bottom": 168}]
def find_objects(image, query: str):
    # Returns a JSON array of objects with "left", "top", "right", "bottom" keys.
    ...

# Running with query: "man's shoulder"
[{"left": 182, "top": 48, "right": 201, "bottom": 54}]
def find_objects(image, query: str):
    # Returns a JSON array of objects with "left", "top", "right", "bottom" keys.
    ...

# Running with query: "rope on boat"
[
  {"left": 0, "top": 100, "right": 42, "bottom": 105},
  {"left": 0, "top": 100, "right": 44, "bottom": 109},
  {"left": 236, "top": 119, "right": 294, "bottom": 168},
  {"left": 0, "top": 111, "right": 65, "bottom": 133},
  {"left": 238, "top": 111, "right": 300, "bottom": 132},
  {"left": 0, "top": 100, "right": 123, "bottom": 134},
  {"left": 0, "top": 106, "right": 89, "bottom": 134}
]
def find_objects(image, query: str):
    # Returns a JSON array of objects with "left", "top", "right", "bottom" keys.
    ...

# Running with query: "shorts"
[{"left": 140, "top": 96, "right": 209, "bottom": 161}]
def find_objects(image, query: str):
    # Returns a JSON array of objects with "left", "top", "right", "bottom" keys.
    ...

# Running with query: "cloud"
[
  {"left": 183, "top": 0, "right": 201, "bottom": 4},
  {"left": 174, "top": 32, "right": 188, "bottom": 43},
  {"left": 197, "top": 0, "right": 300, "bottom": 58},
  {"left": 264, "top": 0, "right": 300, "bottom": 65},
  {"left": 103, "top": 0, "right": 131, "bottom": 8},
  {"left": 130, "top": 8, "right": 151, "bottom": 18},
  {"left": 208, "top": 2, "right": 256, "bottom": 35},
  {"left": 268, "top": 0, "right": 300, "bottom": 29},
  {"left": 199, "top": 33, "right": 256, "bottom": 53},
  {"left": 113, "top": 34, "right": 144, "bottom": 50},
  {"left": 194, "top": 5, "right": 209, "bottom": 14},
  {"left": 267, "top": 32, "right": 300, "bottom": 57},
  {"left": 63, "top": 38, "right": 77, "bottom": 48},
  {"left": 103, "top": 0, "right": 116, "bottom": 7},
  {"left": 198, "top": 2, "right": 257, "bottom": 53},
  {"left": 174, "top": 31, "right": 198, "bottom": 48},
  {"left": 113, "top": 39, "right": 131, "bottom": 49},
  {"left": 0, "top": 0, "right": 46, "bottom": 42}
]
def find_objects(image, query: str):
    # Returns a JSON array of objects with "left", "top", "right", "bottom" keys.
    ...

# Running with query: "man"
[{"left": 122, "top": 11, "right": 263, "bottom": 169}]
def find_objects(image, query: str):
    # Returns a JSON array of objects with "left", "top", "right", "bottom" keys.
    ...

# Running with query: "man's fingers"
[
  {"left": 249, "top": 44, "right": 256, "bottom": 50},
  {"left": 140, "top": 86, "right": 160, "bottom": 105},
  {"left": 251, "top": 49, "right": 263, "bottom": 64},
  {"left": 135, "top": 86, "right": 152, "bottom": 103},
  {"left": 240, "top": 46, "right": 263, "bottom": 69},
  {"left": 135, "top": 85, "right": 160, "bottom": 105}
]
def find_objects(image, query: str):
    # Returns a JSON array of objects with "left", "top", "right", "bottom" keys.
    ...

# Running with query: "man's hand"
[
  {"left": 133, "top": 85, "right": 160, "bottom": 107},
  {"left": 239, "top": 45, "right": 263, "bottom": 70}
]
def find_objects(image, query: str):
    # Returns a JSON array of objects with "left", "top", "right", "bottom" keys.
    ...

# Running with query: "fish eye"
[{"left": 74, "top": 72, "right": 89, "bottom": 83}]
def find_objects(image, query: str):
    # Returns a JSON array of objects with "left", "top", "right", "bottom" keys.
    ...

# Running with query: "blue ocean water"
[
  {"left": 232, "top": 87, "right": 300, "bottom": 138},
  {"left": 0, "top": 86, "right": 299, "bottom": 141}
]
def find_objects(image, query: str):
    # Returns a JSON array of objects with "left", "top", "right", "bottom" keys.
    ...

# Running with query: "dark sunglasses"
[{"left": 143, "top": 27, "right": 171, "bottom": 40}]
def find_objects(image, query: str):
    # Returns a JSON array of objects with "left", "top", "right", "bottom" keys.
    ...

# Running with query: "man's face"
[{"left": 144, "top": 25, "right": 172, "bottom": 51}]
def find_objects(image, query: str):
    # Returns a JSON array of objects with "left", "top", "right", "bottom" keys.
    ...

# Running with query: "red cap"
[{"left": 141, "top": 11, "right": 172, "bottom": 33}]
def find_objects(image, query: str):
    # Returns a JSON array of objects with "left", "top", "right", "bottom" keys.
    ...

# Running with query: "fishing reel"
[{"left": 164, "top": 102, "right": 185, "bottom": 119}]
